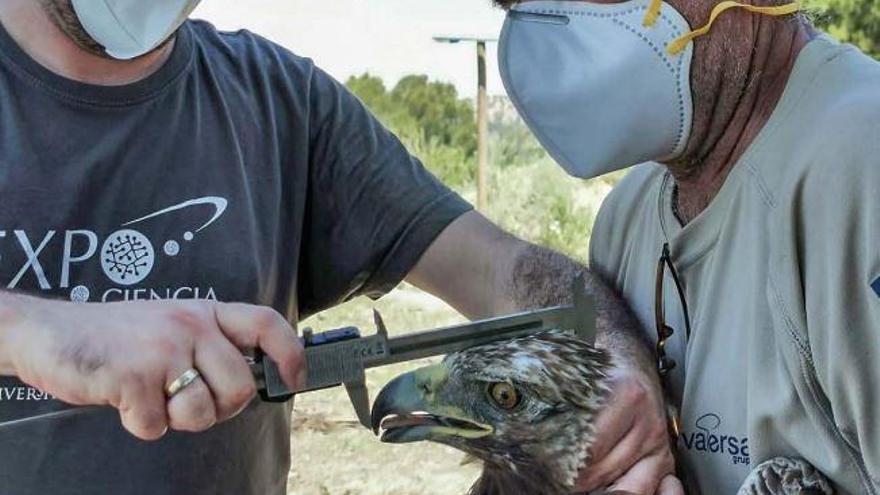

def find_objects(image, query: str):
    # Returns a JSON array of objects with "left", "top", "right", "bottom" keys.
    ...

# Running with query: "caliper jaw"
[
  {"left": 341, "top": 312, "right": 390, "bottom": 427},
  {"left": 254, "top": 310, "right": 391, "bottom": 428}
]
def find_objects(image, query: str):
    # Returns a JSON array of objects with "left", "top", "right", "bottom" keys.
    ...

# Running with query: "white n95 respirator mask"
[
  {"left": 70, "top": 0, "right": 202, "bottom": 60},
  {"left": 499, "top": 0, "right": 695, "bottom": 179},
  {"left": 499, "top": 0, "right": 799, "bottom": 179}
]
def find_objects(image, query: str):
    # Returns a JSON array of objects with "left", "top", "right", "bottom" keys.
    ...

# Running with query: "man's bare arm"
[
  {"left": 406, "top": 211, "right": 653, "bottom": 370},
  {"left": 407, "top": 211, "right": 680, "bottom": 495}
]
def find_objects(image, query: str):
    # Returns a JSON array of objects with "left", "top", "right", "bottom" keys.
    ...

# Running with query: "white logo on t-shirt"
[{"left": 0, "top": 196, "right": 228, "bottom": 302}]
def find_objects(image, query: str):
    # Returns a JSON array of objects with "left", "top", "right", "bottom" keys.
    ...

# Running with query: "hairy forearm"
[
  {"left": 499, "top": 241, "right": 655, "bottom": 374},
  {"left": 408, "top": 211, "right": 655, "bottom": 374}
]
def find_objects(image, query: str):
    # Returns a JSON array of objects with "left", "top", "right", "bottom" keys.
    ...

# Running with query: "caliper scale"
[{"left": 253, "top": 278, "right": 595, "bottom": 427}]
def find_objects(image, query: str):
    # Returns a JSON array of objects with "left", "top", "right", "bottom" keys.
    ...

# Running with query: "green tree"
[
  {"left": 390, "top": 75, "right": 477, "bottom": 157},
  {"left": 487, "top": 95, "right": 547, "bottom": 169},
  {"left": 810, "top": 0, "right": 879, "bottom": 57},
  {"left": 345, "top": 73, "right": 477, "bottom": 187},
  {"left": 346, "top": 73, "right": 477, "bottom": 157},
  {"left": 345, "top": 74, "right": 393, "bottom": 117}
]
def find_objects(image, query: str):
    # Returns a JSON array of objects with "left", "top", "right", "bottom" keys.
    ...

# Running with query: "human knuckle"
[
  {"left": 256, "top": 307, "right": 288, "bottom": 334},
  {"left": 166, "top": 304, "right": 200, "bottom": 326},
  {"left": 280, "top": 346, "right": 305, "bottom": 374},
  {"left": 117, "top": 368, "right": 150, "bottom": 393},
  {"left": 228, "top": 382, "right": 257, "bottom": 407},
  {"left": 289, "top": 342, "right": 306, "bottom": 364},
  {"left": 647, "top": 419, "right": 669, "bottom": 444},
  {"left": 139, "top": 330, "right": 180, "bottom": 362},
  {"left": 619, "top": 379, "right": 648, "bottom": 405},
  {"left": 167, "top": 303, "right": 212, "bottom": 336},
  {"left": 136, "top": 349, "right": 175, "bottom": 380},
  {"left": 249, "top": 306, "right": 270, "bottom": 326}
]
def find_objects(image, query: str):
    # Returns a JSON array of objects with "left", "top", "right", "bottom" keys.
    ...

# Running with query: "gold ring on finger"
[{"left": 166, "top": 368, "right": 202, "bottom": 398}]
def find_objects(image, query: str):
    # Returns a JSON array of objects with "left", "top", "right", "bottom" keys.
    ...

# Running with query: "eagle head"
[{"left": 371, "top": 331, "right": 612, "bottom": 494}]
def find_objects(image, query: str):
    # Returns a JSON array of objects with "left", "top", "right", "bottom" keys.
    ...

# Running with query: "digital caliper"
[{"left": 0, "top": 278, "right": 594, "bottom": 430}]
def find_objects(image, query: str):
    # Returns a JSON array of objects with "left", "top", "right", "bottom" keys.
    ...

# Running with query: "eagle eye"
[{"left": 488, "top": 382, "right": 521, "bottom": 410}]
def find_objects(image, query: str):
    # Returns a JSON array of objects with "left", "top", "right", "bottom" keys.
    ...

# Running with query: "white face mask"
[
  {"left": 70, "top": 0, "right": 202, "bottom": 60},
  {"left": 499, "top": 0, "right": 695, "bottom": 179},
  {"left": 498, "top": 0, "right": 799, "bottom": 179}
]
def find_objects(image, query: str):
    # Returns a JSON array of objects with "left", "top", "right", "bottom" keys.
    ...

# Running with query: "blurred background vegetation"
[
  {"left": 341, "top": 3, "right": 878, "bottom": 259},
  {"left": 344, "top": 73, "right": 620, "bottom": 262},
  {"left": 810, "top": 0, "right": 879, "bottom": 57},
  {"left": 288, "top": 8, "right": 878, "bottom": 493}
]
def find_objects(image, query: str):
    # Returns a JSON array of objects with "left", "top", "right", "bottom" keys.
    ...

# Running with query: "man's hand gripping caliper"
[{"left": 0, "top": 278, "right": 595, "bottom": 430}]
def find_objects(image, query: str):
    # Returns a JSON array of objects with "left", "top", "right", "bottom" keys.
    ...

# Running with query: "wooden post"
[{"left": 476, "top": 41, "right": 489, "bottom": 212}]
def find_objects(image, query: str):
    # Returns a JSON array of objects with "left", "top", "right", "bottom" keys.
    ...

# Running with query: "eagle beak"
[{"left": 371, "top": 363, "right": 493, "bottom": 444}]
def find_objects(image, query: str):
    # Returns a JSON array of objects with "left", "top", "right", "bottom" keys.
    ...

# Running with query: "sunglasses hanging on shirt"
[{"left": 654, "top": 242, "right": 692, "bottom": 440}]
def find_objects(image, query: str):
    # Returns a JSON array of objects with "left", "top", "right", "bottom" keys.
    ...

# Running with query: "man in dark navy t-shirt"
[{"left": 0, "top": 1, "right": 681, "bottom": 494}]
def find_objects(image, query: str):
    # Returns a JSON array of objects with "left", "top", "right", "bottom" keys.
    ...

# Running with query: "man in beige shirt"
[
  {"left": 495, "top": 0, "right": 880, "bottom": 492},
  {"left": 0, "top": 1, "right": 678, "bottom": 494}
]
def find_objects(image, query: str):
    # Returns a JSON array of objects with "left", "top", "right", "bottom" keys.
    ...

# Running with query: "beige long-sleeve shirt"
[{"left": 589, "top": 37, "right": 880, "bottom": 494}]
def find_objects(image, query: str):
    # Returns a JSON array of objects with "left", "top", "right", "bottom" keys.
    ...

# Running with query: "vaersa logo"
[
  {"left": 680, "top": 413, "right": 750, "bottom": 466},
  {"left": 0, "top": 197, "right": 227, "bottom": 303}
]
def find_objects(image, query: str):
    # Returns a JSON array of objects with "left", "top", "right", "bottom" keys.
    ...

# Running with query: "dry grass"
[{"left": 288, "top": 286, "right": 482, "bottom": 495}]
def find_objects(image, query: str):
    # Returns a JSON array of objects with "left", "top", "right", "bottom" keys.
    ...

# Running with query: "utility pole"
[
  {"left": 433, "top": 35, "right": 498, "bottom": 212},
  {"left": 476, "top": 41, "right": 489, "bottom": 212}
]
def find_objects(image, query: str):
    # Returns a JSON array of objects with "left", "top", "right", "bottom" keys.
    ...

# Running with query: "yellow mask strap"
[
  {"left": 643, "top": 1, "right": 801, "bottom": 55},
  {"left": 643, "top": 0, "right": 665, "bottom": 27}
]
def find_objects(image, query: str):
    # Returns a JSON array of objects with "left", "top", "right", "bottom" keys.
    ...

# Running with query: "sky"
[{"left": 193, "top": 0, "right": 508, "bottom": 98}]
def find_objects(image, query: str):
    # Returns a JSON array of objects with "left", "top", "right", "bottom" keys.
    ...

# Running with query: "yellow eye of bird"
[{"left": 489, "top": 383, "right": 521, "bottom": 410}]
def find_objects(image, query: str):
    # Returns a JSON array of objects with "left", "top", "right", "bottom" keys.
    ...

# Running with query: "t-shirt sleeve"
[
  {"left": 297, "top": 67, "right": 472, "bottom": 318},
  {"left": 794, "top": 109, "right": 880, "bottom": 479}
]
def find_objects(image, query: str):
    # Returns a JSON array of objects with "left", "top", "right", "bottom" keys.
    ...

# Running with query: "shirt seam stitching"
[
  {"left": 0, "top": 38, "right": 195, "bottom": 108},
  {"left": 744, "top": 159, "right": 777, "bottom": 208},
  {"left": 657, "top": 170, "right": 723, "bottom": 269},
  {"left": 768, "top": 272, "right": 877, "bottom": 494},
  {"left": 733, "top": 41, "right": 852, "bottom": 187}
]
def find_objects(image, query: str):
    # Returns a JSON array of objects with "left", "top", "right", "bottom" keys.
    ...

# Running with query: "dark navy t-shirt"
[{"left": 0, "top": 19, "right": 471, "bottom": 495}]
